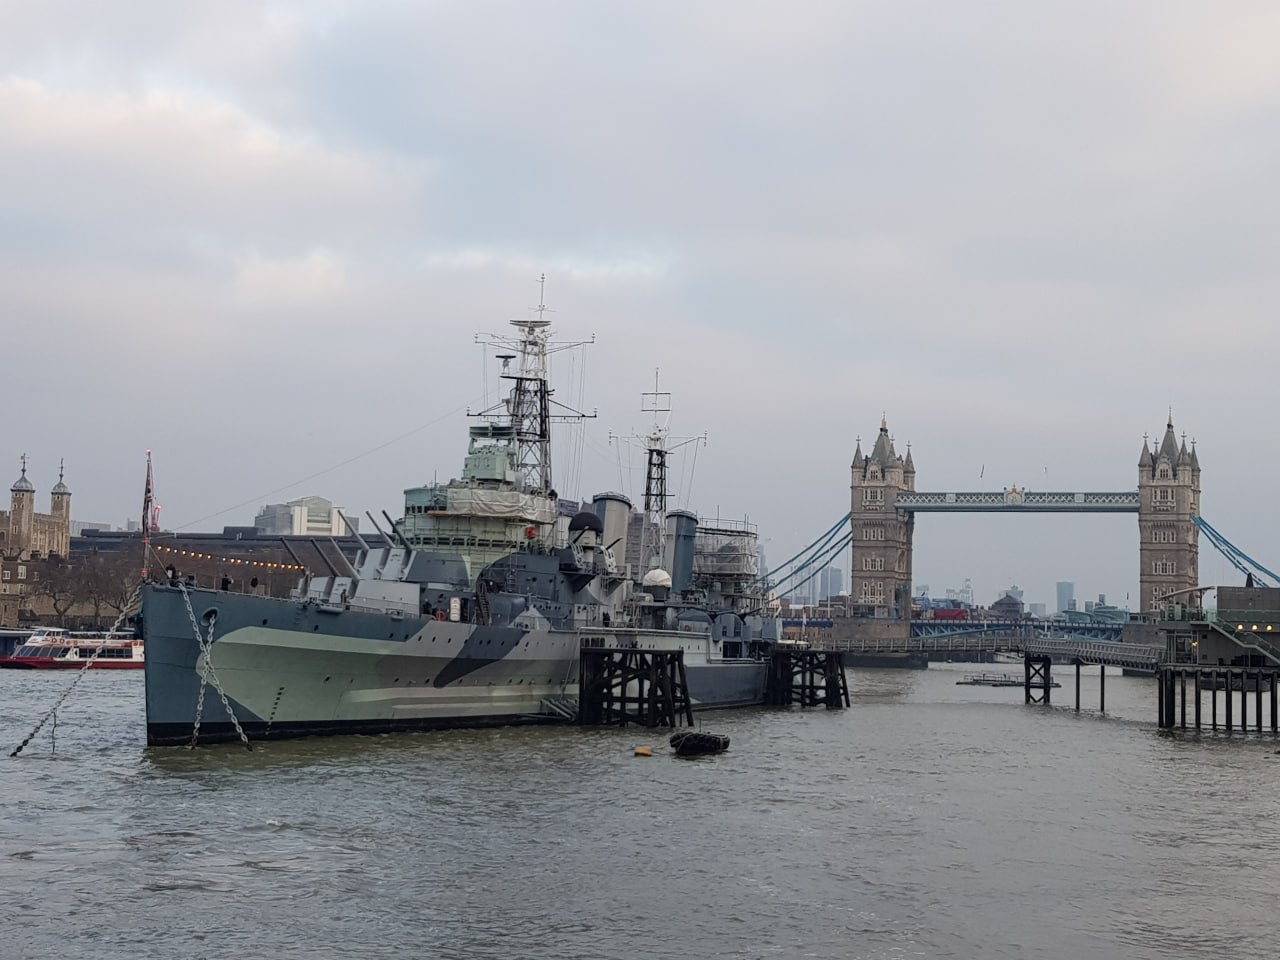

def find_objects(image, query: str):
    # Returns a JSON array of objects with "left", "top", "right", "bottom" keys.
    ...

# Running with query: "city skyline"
[{"left": 13, "top": 424, "right": 1245, "bottom": 612}]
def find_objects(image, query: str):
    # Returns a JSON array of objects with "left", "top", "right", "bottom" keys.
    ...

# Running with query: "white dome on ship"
[{"left": 642, "top": 568, "right": 673, "bottom": 589}]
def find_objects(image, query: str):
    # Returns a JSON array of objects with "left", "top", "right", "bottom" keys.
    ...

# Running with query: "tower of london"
[{"left": 0, "top": 456, "right": 72, "bottom": 561}]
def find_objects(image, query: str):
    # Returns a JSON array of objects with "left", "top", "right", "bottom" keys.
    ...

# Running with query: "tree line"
[{"left": 27, "top": 552, "right": 143, "bottom": 628}]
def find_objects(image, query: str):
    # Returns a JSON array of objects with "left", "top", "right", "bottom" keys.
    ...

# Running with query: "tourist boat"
[
  {"left": 140, "top": 296, "right": 782, "bottom": 745},
  {"left": 0, "top": 626, "right": 145, "bottom": 669}
]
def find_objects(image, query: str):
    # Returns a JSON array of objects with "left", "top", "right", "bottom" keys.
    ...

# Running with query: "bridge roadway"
[{"left": 827, "top": 633, "right": 1161, "bottom": 671}]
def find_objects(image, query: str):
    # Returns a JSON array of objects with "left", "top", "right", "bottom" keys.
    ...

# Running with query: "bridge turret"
[
  {"left": 1136, "top": 437, "right": 1157, "bottom": 478},
  {"left": 1159, "top": 415, "right": 1178, "bottom": 450}
]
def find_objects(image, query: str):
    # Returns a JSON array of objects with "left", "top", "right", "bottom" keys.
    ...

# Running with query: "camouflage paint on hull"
[{"left": 142, "top": 584, "right": 768, "bottom": 745}]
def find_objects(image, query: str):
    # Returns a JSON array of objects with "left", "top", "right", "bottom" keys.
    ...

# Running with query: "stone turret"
[
  {"left": 49, "top": 460, "right": 71, "bottom": 558},
  {"left": 9, "top": 455, "right": 34, "bottom": 559},
  {"left": 1137, "top": 435, "right": 1154, "bottom": 470}
]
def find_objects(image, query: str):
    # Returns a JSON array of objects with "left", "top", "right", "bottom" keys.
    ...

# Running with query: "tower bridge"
[{"left": 850, "top": 415, "right": 1200, "bottom": 638}]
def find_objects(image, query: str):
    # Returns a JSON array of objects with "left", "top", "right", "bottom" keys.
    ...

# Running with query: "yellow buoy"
[{"left": 634, "top": 746, "right": 653, "bottom": 757}]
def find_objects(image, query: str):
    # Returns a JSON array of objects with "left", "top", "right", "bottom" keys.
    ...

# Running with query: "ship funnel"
[
  {"left": 664, "top": 509, "right": 698, "bottom": 594},
  {"left": 593, "top": 492, "right": 632, "bottom": 572}
]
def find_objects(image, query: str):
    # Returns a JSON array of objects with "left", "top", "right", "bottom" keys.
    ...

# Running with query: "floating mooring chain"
[
  {"left": 9, "top": 585, "right": 143, "bottom": 758},
  {"left": 175, "top": 582, "right": 251, "bottom": 751}
]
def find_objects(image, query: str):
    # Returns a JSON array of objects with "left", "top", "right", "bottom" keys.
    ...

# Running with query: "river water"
[{"left": 3, "top": 663, "right": 1278, "bottom": 960}]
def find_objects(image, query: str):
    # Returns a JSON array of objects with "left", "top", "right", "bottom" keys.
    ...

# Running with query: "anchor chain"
[
  {"left": 176, "top": 581, "right": 251, "bottom": 750},
  {"left": 9, "top": 585, "right": 143, "bottom": 758}
]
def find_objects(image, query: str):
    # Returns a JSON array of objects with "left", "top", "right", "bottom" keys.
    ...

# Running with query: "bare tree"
[
  {"left": 82, "top": 552, "right": 142, "bottom": 626},
  {"left": 30, "top": 559, "right": 80, "bottom": 626}
]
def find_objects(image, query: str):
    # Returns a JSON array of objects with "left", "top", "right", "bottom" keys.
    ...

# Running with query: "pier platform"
[{"left": 957, "top": 672, "right": 1061, "bottom": 688}]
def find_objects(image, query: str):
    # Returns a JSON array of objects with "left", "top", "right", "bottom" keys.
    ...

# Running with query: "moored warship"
[{"left": 140, "top": 300, "right": 780, "bottom": 744}]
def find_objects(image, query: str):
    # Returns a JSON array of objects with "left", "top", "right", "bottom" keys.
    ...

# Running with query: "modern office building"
[
  {"left": 1056, "top": 581, "right": 1074, "bottom": 615},
  {"left": 254, "top": 496, "right": 356, "bottom": 537},
  {"left": 818, "top": 567, "right": 844, "bottom": 601}
]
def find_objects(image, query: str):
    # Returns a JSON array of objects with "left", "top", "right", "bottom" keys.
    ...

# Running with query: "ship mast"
[
  {"left": 472, "top": 276, "right": 595, "bottom": 496},
  {"left": 615, "top": 370, "right": 705, "bottom": 571}
]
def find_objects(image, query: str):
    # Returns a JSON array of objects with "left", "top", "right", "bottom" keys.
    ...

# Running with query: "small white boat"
[{"left": 0, "top": 626, "right": 144, "bottom": 670}]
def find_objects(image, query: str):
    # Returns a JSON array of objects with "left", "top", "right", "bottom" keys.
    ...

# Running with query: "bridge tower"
[
  {"left": 850, "top": 417, "right": 914, "bottom": 623},
  {"left": 1137, "top": 416, "right": 1200, "bottom": 613}
]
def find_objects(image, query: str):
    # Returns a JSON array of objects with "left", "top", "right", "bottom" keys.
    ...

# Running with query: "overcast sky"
[{"left": 4, "top": 1, "right": 1278, "bottom": 609}]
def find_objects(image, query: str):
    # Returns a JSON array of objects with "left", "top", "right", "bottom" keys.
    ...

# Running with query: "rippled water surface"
[{"left": 4, "top": 664, "right": 1280, "bottom": 959}]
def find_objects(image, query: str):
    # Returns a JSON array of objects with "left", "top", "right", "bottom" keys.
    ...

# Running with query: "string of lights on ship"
[{"left": 151, "top": 543, "right": 306, "bottom": 571}]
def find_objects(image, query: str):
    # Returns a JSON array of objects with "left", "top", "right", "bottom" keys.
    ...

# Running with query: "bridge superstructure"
[{"left": 849, "top": 415, "right": 1200, "bottom": 635}]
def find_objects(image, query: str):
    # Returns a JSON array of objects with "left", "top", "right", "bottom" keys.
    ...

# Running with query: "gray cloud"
[{"left": 2, "top": 1, "right": 1278, "bottom": 609}]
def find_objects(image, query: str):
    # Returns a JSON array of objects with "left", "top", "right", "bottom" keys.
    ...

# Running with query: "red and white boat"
[{"left": 0, "top": 626, "right": 145, "bottom": 669}]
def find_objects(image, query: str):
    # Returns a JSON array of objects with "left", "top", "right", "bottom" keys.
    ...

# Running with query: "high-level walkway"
[{"left": 895, "top": 491, "right": 1139, "bottom": 513}]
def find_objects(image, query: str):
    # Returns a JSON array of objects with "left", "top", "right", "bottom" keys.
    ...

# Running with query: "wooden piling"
[
  {"left": 768, "top": 650, "right": 849, "bottom": 709},
  {"left": 578, "top": 648, "right": 693, "bottom": 728},
  {"left": 1211, "top": 672, "right": 1218, "bottom": 729},
  {"left": 1158, "top": 669, "right": 1166, "bottom": 726},
  {"left": 1226, "top": 673, "right": 1233, "bottom": 731},
  {"left": 1180, "top": 671, "right": 1186, "bottom": 730},
  {"left": 1024, "top": 655, "right": 1052, "bottom": 705},
  {"left": 1194, "top": 671, "right": 1201, "bottom": 730}
]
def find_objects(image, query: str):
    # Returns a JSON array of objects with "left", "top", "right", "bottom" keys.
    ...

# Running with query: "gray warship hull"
[{"left": 141, "top": 584, "right": 768, "bottom": 745}]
